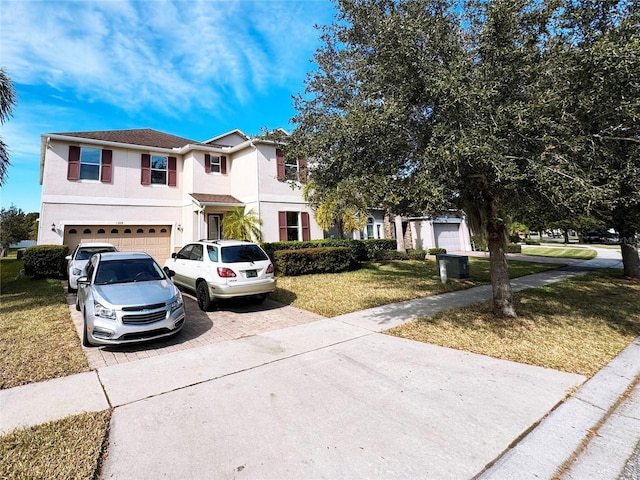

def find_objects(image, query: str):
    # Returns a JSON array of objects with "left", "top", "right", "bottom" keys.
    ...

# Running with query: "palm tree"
[
  {"left": 221, "top": 207, "right": 264, "bottom": 242},
  {"left": 0, "top": 67, "right": 17, "bottom": 187}
]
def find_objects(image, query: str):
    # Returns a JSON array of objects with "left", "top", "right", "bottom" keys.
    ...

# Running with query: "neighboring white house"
[
  {"left": 408, "top": 215, "right": 473, "bottom": 252},
  {"left": 37, "top": 127, "right": 472, "bottom": 264}
]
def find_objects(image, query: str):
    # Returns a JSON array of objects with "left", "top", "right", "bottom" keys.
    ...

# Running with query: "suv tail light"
[
  {"left": 217, "top": 267, "right": 236, "bottom": 278},
  {"left": 266, "top": 263, "right": 274, "bottom": 274}
]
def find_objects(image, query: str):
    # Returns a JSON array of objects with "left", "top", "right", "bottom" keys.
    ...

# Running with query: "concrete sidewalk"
[{"left": 1, "top": 253, "right": 638, "bottom": 479}]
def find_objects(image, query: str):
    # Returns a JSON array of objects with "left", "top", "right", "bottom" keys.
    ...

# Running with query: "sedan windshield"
[
  {"left": 94, "top": 259, "right": 165, "bottom": 285},
  {"left": 221, "top": 245, "right": 268, "bottom": 263}
]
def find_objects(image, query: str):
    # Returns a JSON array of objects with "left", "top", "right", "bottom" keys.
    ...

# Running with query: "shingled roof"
[
  {"left": 190, "top": 194, "right": 243, "bottom": 205},
  {"left": 53, "top": 128, "right": 200, "bottom": 150}
]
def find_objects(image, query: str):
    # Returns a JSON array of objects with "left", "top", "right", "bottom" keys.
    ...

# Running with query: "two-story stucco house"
[
  {"left": 37, "top": 127, "right": 472, "bottom": 264},
  {"left": 37, "top": 128, "right": 328, "bottom": 264}
]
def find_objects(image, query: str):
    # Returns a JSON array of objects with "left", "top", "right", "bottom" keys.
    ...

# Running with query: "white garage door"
[
  {"left": 434, "top": 223, "right": 461, "bottom": 252},
  {"left": 64, "top": 225, "right": 172, "bottom": 265}
]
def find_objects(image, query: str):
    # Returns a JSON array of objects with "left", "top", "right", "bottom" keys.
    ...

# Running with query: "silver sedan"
[{"left": 76, "top": 251, "right": 185, "bottom": 347}]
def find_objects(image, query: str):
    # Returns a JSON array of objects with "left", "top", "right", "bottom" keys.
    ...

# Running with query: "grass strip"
[
  {"left": 0, "top": 258, "right": 89, "bottom": 389},
  {"left": 0, "top": 411, "right": 111, "bottom": 480},
  {"left": 522, "top": 246, "right": 597, "bottom": 259},
  {"left": 387, "top": 270, "right": 640, "bottom": 377}
]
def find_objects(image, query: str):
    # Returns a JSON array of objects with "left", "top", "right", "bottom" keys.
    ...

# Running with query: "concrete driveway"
[{"left": 98, "top": 320, "right": 584, "bottom": 479}]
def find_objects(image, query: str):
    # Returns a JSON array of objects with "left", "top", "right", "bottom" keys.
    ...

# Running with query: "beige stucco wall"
[
  {"left": 42, "top": 140, "right": 184, "bottom": 203},
  {"left": 191, "top": 151, "right": 233, "bottom": 196},
  {"left": 38, "top": 136, "right": 324, "bottom": 249},
  {"left": 39, "top": 140, "right": 184, "bottom": 249},
  {"left": 38, "top": 202, "right": 182, "bottom": 246},
  {"left": 229, "top": 148, "right": 259, "bottom": 201},
  {"left": 259, "top": 201, "right": 323, "bottom": 243}
]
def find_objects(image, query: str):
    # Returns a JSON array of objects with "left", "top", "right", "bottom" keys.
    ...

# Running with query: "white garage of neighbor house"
[{"left": 408, "top": 215, "right": 473, "bottom": 253}]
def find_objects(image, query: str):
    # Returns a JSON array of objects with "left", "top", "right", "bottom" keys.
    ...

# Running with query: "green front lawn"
[
  {"left": 387, "top": 270, "right": 640, "bottom": 377},
  {"left": 271, "top": 257, "right": 562, "bottom": 317},
  {"left": 0, "top": 258, "right": 89, "bottom": 390}
]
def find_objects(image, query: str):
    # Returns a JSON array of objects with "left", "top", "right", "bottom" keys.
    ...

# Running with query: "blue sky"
[{"left": 0, "top": 0, "right": 337, "bottom": 214}]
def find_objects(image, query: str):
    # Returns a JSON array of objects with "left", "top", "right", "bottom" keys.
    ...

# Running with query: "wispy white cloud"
[
  {"left": 1, "top": 0, "right": 333, "bottom": 114},
  {"left": 0, "top": 0, "right": 336, "bottom": 212}
]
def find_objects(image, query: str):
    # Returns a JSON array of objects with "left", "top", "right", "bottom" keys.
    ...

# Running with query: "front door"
[{"left": 208, "top": 214, "right": 222, "bottom": 240}]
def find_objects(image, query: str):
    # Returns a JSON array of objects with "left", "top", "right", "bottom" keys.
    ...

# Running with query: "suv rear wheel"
[{"left": 196, "top": 281, "right": 213, "bottom": 311}]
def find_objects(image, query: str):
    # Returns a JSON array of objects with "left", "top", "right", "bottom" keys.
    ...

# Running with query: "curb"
[{"left": 477, "top": 337, "right": 640, "bottom": 480}]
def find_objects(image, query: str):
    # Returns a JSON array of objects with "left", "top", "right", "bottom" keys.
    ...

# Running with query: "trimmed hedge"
[
  {"left": 273, "top": 247, "right": 358, "bottom": 276},
  {"left": 262, "top": 238, "right": 398, "bottom": 263},
  {"left": 361, "top": 239, "right": 397, "bottom": 259},
  {"left": 23, "top": 244, "right": 69, "bottom": 278},
  {"left": 407, "top": 249, "right": 428, "bottom": 260},
  {"left": 506, "top": 243, "right": 522, "bottom": 253},
  {"left": 427, "top": 248, "right": 447, "bottom": 255},
  {"left": 373, "top": 250, "right": 409, "bottom": 261}
]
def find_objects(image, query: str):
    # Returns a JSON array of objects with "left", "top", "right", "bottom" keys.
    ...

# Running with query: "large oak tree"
[{"left": 292, "top": 0, "right": 589, "bottom": 317}]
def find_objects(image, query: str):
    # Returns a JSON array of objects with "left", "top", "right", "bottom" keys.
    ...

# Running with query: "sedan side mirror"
[
  {"left": 163, "top": 267, "right": 176, "bottom": 278},
  {"left": 77, "top": 276, "right": 90, "bottom": 286},
  {"left": 171, "top": 252, "right": 177, "bottom": 258}
]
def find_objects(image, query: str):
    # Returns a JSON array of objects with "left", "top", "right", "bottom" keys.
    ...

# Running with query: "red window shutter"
[
  {"left": 141, "top": 154, "right": 151, "bottom": 185},
  {"left": 298, "top": 158, "right": 307, "bottom": 183},
  {"left": 205, "top": 154, "right": 211, "bottom": 173},
  {"left": 67, "top": 146, "right": 80, "bottom": 180},
  {"left": 101, "top": 149, "right": 112, "bottom": 183},
  {"left": 168, "top": 156, "right": 177, "bottom": 187},
  {"left": 221, "top": 156, "right": 227, "bottom": 174},
  {"left": 276, "top": 148, "right": 285, "bottom": 179},
  {"left": 278, "top": 211, "right": 288, "bottom": 241},
  {"left": 301, "top": 212, "right": 310, "bottom": 241}
]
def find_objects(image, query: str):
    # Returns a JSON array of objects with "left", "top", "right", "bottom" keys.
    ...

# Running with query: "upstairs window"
[
  {"left": 151, "top": 155, "right": 168, "bottom": 184},
  {"left": 67, "top": 146, "right": 112, "bottom": 182},
  {"left": 205, "top": 154, "right": 227, "bottom": 174},
  {"left": 141, "top": 154, "right": 177, "bottom": 186},
  {"left": 276, "top": 148, "right": 307, "bottom": 182}
]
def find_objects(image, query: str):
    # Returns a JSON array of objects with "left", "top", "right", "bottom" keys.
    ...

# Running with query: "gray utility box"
[{"left": 436, "top": 254, "right": 470, "bottom": 279}]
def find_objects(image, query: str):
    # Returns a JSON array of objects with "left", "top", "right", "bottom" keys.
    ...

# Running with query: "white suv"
[{"left": 164, "top": 240, "right": 277, "bottom": 311}]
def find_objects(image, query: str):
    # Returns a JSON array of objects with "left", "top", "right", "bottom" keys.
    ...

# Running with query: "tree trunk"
[
  {"left": 621, "top": 244, "right": 640, "bottom": 278},
  {"left": 620, "top": 229, "right": 640, "bottom": 278},
  {"left": 563, "top": 229, "right": 569, "bottom": 244},
  {"left": 487, "top": 214, "right": 517, "bottom": 318}
]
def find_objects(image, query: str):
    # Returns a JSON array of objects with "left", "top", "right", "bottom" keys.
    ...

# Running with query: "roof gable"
[{"left": 202, "top": 129, "right": 249, "bottom": 148}]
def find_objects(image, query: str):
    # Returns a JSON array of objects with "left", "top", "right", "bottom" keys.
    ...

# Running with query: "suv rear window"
[
  {"left": 76, "top": 246, "right": 116, "bottom": 260},
  {"left": 221, "top": 245, "right": 268, "bottom": 263}
]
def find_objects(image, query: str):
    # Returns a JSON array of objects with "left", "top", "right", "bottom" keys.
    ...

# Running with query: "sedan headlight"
[
  {"left": 169, "top": 294, "right": 183, "bottom": 313},
  {"left": 72, "top": 268, "right": 83, "bottom": 275},
  {"left": 94, "top": 302, "right": 116, "bottom": 320}
]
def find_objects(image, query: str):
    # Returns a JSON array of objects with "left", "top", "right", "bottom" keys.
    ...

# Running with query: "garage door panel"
[
  {"left": 434, "top": 224, "right": 461, "bottom": 252},
  {"left": 64, "top": 225, "right": 171, "bottom": 265}
]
